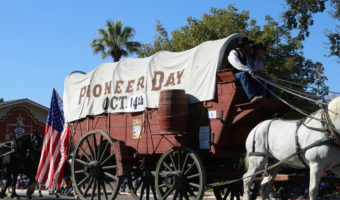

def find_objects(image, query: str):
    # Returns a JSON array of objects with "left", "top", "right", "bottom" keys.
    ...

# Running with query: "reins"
[{"left": 207, "top": 74, "right": 340, "bottom": 189}]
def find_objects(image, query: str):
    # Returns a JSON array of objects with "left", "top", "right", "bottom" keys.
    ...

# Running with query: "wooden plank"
[{"left": 275, "top": 174, "right": 340, "bottom": 184}]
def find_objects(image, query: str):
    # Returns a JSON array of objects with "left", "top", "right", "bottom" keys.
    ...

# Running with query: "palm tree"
[{"left": 90, "top": 20, "right": 141, "bottom": 62}]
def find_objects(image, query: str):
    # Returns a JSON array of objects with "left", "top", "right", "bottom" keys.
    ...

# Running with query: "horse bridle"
[
  {"left": 322, "top": 106, "right": 340, "bottom": 145},
  {"left": 299, "top": 105, "right": 340, "bottom": 145},
  {"left": 30, "top": 134, "right": 42, "bottom": 152}
]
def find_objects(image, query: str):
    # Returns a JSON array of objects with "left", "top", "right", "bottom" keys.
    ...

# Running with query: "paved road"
[{"left": 4, "top": 190, "right": 217, "bottom": 200}]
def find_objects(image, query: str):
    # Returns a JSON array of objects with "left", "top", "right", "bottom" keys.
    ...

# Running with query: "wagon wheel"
[
  {"left": 213, "top": 182, "right": 243, "bottom": 200},
  {"left": 130, "top": 170, "right": 158, "bottom": 200},
  {"left": 155, "top": 147, "right": 206, "bottom": 200},
  {"left": 71, "top": 130, "right": 123, "bottom": 200}
]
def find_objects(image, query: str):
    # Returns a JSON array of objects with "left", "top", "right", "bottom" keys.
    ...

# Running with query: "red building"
[{"left": 0, "top": 99, "right": 48, "bottom": 142}]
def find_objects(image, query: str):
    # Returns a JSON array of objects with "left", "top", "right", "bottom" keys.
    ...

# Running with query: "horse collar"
[
  {"left": 322, "top": 108, "right": 340, "bottom": 146},
  {"left": 295, "top": 122, "right": 309, "bottom": 168}
]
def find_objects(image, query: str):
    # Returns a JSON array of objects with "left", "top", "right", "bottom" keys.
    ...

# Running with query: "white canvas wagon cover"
[{"left": 63, "top": 34, "right": 243, "bottom": 122}]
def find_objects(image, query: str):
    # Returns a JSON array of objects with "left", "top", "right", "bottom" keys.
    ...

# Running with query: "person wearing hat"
[
  {"left": 228, "top": 37, "right": 263, "bottom": 103},
  {"left": 249, "top": 43, "right": 267, "bottom": 72},
  {"left": 249, "top": 43, "right": 276, "bottom": 99}
]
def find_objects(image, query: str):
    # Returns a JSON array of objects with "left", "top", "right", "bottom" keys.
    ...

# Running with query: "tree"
[
  {"left": 137, "top": 20, "right": 172, "bottom": 57},
  {"left": 137, "top": 5, "right": 329, "bottom": 116},
  {"left": 90, "top": 20, "right": 141, "bottom": 62},
  {"left": 0, "top": 98, "right": 3, "bottom": 103},
  {"left": 283, "top": 0, "right": 340, "bottom": 60}
]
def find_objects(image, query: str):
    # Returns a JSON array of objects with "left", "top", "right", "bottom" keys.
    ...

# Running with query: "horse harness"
[
  {"left": 249, "top": 107, "right": 339, "bottom": 172},
  {"left": 0, "top": 134, "right": 39, "bottom": 160}
]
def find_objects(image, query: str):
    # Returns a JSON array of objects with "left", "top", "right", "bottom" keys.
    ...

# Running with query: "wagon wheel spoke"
[
  {"left": 77, "top": 175, "right": 91, "bottom": 187},
  {"left": 79, "top": 146, "right": 92, "bottom": 162},
  {"left": 131, "top": 171, "right": 158, "bottom": 200},
  {"left": 96, "top": 135, "right": 103, "bottom": 161},
  {"left": 187, "top": 187, "right": 196, "bottom": 197},
  {"left": 85, "top": 137, "right": 96, "bottom": 161},
  {"left": 183, "top": 191, "right": 189, "bottom": 200},
  {"left": 186, "top": 173, "right": 200, "bottom": 179},
  {"left": 102, "top": 165, "right": 116, "bottom": 170},
  {"left": 184, "top": 163, "right": 195, "bottom": 175},
  {"left": 90, "top": 178, "right": 97, "bottom": 200},
  {"left": 169, "top": 153, "right": 177, "bottom": 171},
  {"left": 104, "top": 178, "right": 115, "bottom": 191},
  {"left": 155, "top": 147, "right": 206, "bottom": 200},
  {"left": 75, "top": 158, "right": 88, "bottom": 165},
  {"left": 83, "top": 177, "right": 94, "bottom": 197},
  {"left": 162, "top": 162, "right": 175, "bottom": 172},
  {"left": 92, "top": 133, "right": 98, "bottom": 161},
  {"left": 214, "top": 183, "right": 241, "bottom": 200},
  {"left": 101, "top": 154, "right": 115, "bottom": 166},
  {"left": 103, "top": 172, "right": 119, "bottom": 182},
  {"left": 172, "top": 191, "right": 178, "bottom": 200},
  {"left": 98, "top": 141, "right": 109, "bottom": 163},
  {"left": 100, "top": 179, "right": 108, "bottom": 200},
  {"left": 181, "top": 154, "right": 189, "bottom": 172},
  {"left": 72, "top": 130, "right": 123, "bottom": 200},
  {"left": 163, "top": 188, "right": 175, "bottom": 199}
]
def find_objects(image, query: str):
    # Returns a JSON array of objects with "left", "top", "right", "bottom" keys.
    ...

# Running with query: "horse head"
[
  {"left": 30, "top": 132, "right": 43, "bottom": 152},
  {"left": 14, "top": 133, "right": 42, "bottom": 160},
  {"left": 15, "top": 134, "right": 34, "bottom": 159}
]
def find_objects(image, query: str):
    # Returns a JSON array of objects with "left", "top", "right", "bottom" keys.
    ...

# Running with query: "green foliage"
[
  {"left": 0, "top": 98, "right": 3, "bottom": 103},
  {"left": 90, "top": 20, "right": 141, "bottom": 62},
  {"left": 137, "top": 20, "right": 172, "bottom": 57},
  {"left": 137, "top": 5, "right": 329, "bottom": 117},
  {"left": 283, "top": 0, "right": 339, "bottom": 60}
]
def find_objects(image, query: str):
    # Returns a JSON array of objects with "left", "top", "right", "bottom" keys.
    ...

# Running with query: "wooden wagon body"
[{"left": 66, "top": 34, "right": 287, "bottom": 200}]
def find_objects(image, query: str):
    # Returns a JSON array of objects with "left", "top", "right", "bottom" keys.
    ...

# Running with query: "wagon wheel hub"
[
  {"left": 165, "top": 172, "right": 184, "bottom": 190},
  {"left": 84, "top": 161, "right": 102, "bottom": 177}
]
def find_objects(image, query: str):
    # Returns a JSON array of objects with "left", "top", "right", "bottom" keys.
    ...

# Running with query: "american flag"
[{"left": 35, "top": 89, "right": 70, "bottom": 189}]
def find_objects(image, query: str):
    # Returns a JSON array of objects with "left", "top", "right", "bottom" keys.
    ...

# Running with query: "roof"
[{"left": 0, "top": 98, "right": 48, "bottom": 111}]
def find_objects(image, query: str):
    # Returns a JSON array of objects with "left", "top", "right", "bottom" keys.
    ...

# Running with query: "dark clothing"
[
  {"left": 235, "top": 72, "right": 263, "bottom": 99},
  {"left": 235, "top": 72, "right": 276, "bottom": 100}
]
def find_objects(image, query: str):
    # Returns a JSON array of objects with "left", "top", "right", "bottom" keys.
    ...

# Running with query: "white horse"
[{"left": 243, "top": 96, "right": 340, "bottom": 200}]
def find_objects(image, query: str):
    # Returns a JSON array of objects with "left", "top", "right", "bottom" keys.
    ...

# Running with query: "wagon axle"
[
  {"left": 164, "top": 172, "right": 185, "bottom": 190},
  {"left": 84, "top": 161, "right": 102, "bottom": 177}
]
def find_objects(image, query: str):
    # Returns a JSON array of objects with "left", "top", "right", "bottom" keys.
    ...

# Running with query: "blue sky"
[{"left": 0, "top": 0, "right": 338, "bottom": 107}]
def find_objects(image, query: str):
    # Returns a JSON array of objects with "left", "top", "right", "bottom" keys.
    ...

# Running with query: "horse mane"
[{"left": 328, "top": 96, "right": 340, "bottom": 123}]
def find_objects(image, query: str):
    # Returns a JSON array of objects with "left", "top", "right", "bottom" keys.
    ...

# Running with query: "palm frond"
[
  {"left": 125, "top": 41, "right": 141, "bottom": 52},
  {"left": 90, "top": 19, "right": 140, "bottom": 61}
]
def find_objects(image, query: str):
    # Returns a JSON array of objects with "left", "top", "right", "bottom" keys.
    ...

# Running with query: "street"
[{"left": 4, "top": 190, "right": 217, "bottom": 200}]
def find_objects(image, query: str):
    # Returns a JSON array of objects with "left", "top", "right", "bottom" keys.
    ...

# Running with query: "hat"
[
  {"left": 252, "top": 43, "right": 267, "bottom": 51},
  {"left": 237, "top": 37, "right": 254, "bottom": 47}
]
